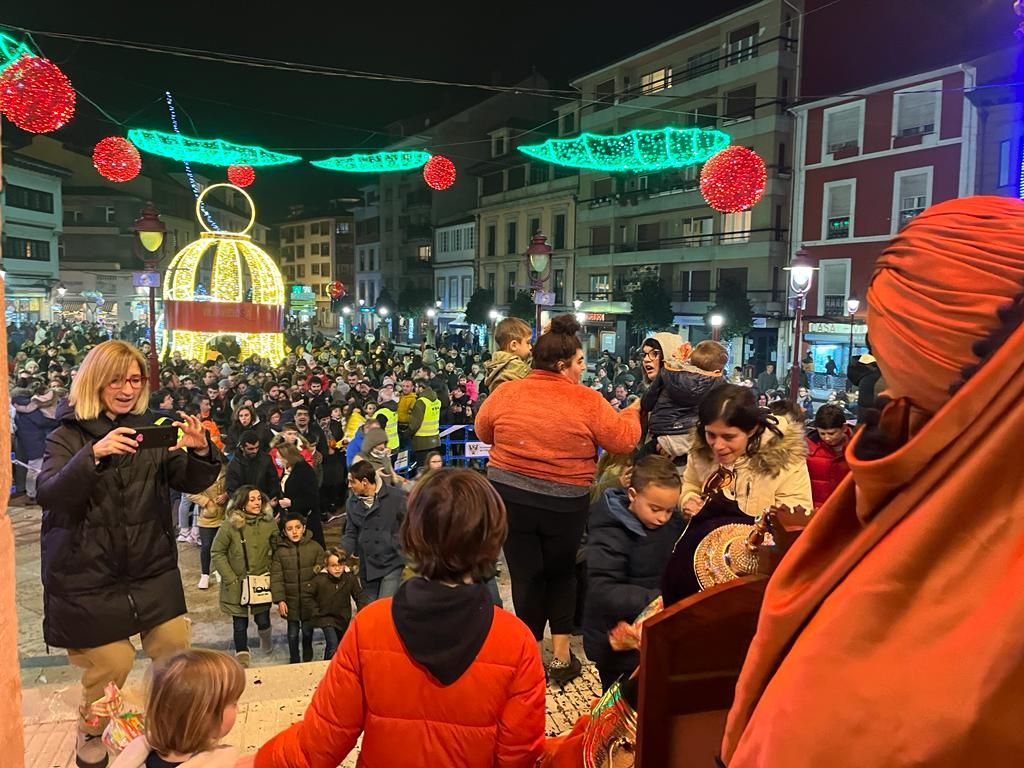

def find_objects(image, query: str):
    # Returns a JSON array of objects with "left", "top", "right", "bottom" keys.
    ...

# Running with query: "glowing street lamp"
[
  {"left": 846, "top": 293, "right": 861, "bottom": 369},
  {"left": 785, "top": 248, "right": 818, "bottom": 400},
  {"left": 132, "top": 202, "right": 166, "bottom": 390},
  {"left": 709, "top": 312, "right": 724, "bottom": 341}
]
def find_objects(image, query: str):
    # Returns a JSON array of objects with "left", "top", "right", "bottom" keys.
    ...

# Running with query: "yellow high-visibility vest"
[
  {"left": 376, "top": 407, "right": 400, "bottom": 450},
  {"left": 413, "top": 397, "right": 441, "bottom": 438}
]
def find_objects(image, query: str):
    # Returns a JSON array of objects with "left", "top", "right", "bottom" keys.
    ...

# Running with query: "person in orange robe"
[{"left": 722, "top": 196, "right": 1024, "bottom": 766}]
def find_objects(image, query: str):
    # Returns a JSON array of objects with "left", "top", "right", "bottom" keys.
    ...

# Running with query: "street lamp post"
[
  {"left": 378, "top": 306, "right": 390, "bottom": 340},
  {"left": 786, "top": 248, "right": 817, "bottom": 402},
  {"left": 341, "top": 305, "right": 352, "bottom": 344},
  {"left": 526, "top": 231, "right": 553, "bottom": 339},
  {"left": 488, "top": 308, "right": 499, "bottom": 353},
  {"left": 132, "top": 202, "right": 166, "bottom": 390},
  {"left": 709, "top": 312, "right": 724, "bottom": 342},
  {"left": 846, "top": 293, "right": 861, "bottom": 372}
]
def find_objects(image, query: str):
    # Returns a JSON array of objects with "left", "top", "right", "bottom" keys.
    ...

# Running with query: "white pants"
[{"left": 26, "top": 458, "right": 43, "bottom": 499}]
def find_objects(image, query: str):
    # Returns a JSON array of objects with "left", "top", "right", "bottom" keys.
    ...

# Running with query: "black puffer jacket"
[
  {"left": 38, "top": 403, "right": 221, "bottom": 649},
  {"left": 270, "top": 531, "right": 324, "bottom": 622},
  {"left": 641, "top": 367, "right": 726, "bottom": 436},
  {"left": 307, "top": 569, "right": 360, "bottom": 630}
]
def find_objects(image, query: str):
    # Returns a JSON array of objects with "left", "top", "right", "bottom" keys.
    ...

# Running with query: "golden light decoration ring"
[{"left": 197, "top": 182, "right": 256, "bottom": 236}]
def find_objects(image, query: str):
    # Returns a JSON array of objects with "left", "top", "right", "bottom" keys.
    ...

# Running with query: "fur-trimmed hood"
[
  {"left": 690, "top": 414, "right": 808, "bottom": 478},
  {"left": 225, "top": 500, "right": 276, "bottom": 528}
]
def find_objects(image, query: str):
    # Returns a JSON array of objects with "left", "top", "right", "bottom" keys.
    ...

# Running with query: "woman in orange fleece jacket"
[{"left": 476, "top": 314, "right": 641, "bottom": 685}]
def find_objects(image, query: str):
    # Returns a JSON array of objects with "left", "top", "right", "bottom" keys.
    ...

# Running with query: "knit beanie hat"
[{"left": 362, "top": 426, "right": 388, "bottom": 453}]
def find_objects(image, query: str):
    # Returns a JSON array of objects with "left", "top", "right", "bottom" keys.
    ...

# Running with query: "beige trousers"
[{"left": 67, "top": 615, "right": 191, "bottom": 735}]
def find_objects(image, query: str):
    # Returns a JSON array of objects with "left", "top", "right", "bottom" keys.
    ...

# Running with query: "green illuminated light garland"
[
  {"left": 310, "top": 150, "right": 432, "bottom": 173},
  {"left": 0, "top": 33, "right": 33, "bottom": 73},
  {"left": 518, "top": 127, "right": 731, "bottom": 173},
  {"left": 127, "top": 128, "right": 301, "bottom": 167}
]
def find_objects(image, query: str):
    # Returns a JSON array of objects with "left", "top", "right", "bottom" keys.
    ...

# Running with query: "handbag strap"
[{"left": 240, "top": 528, "right": 251, "bottom": 575}]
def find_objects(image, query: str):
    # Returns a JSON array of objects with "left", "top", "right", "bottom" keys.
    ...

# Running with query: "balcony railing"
[
  {"left": 823, "top": 295, "right": 847, "bottom": 316},
  {"left": 574, "top": 288, "right": 785, "bottom": 304},
  {"left": 581, "top": 227, "right": 787, "bottom": 257}
]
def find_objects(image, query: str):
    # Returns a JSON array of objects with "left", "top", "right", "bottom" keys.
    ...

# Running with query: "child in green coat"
[
  {"left": 211, "top": 485, "right": 279, "bottom": 668},
  {"left": 271, "top": 514, "right": 325, "bottom": 663}
]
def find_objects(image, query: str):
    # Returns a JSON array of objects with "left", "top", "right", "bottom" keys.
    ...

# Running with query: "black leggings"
[
  {"left": 498, "top": 489, "right": 589, "bottom": 641},
  {"left": 232, "top": 611, "right": 270, "bottom": 653},
  {"left": 199, "top": 527, "right": 218, "bottom": 575},
  {"left": 287, "top": 620, "right": 314, "bottom": 663}
]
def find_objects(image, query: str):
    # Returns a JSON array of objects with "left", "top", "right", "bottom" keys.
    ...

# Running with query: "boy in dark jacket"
[
  {"left": 641, "top": 340, "right": 728, "bottom": 461},
  {"left": 271, "top": 514, "right": 325, "bottom": 663},
  {"left": 307, "top": 546, "right": 360, "bottom": 659},
  {"left": 583, "top": 455, "right": 684, "bottom": 691}
]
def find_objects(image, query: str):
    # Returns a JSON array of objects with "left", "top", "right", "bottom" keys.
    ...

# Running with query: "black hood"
[{"left": 391, "top": 577, "right": 493, "bottom": 686}]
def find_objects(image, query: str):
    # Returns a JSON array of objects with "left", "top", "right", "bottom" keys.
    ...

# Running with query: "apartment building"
[
  {"left": 791, "top": 64, "right": 978, "bottom": 371},
  {"left": 569, "top": 0, "right": 801, "bottom": 364},
  {"left": 433, "top": 218, "right": 475, "bottom": 331},
  {"left": 278, "top": 200, "right": 357, "bottom": 329},
  {"left": 475, "top": 120, "right": 579, "bottom": 325},
  {"left": 1, "top": 150, "right": 69, "bottom": 323}
]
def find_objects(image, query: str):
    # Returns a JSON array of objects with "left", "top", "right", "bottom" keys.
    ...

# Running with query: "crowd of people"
[{"left": 13, "top": 306, "right": 865, "bottom": 768}]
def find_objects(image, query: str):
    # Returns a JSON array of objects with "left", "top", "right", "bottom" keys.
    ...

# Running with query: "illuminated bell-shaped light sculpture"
[{"left": 162, "top": 183, "right": 286, "bottom": 362}]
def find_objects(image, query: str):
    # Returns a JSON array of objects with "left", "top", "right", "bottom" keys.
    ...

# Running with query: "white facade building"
[{"left": 433, "top": 219, "right": 475, "bottom": 331}]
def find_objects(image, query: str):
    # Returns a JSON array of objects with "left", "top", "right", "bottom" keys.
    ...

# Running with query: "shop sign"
[
  {"left": 808, "top": 322, "right": 868, "bottom": 335},
  {"left": 585, "top": 312, "right": 605, "bottom": 322}
]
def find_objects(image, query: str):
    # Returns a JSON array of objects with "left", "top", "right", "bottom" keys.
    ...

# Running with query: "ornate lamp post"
[
  {"left": 786, "top": 248, "right": 817, "bottom": 401},
  {"left": 709, "top": 312, "right": 725, "bottom": 342},
  {"left": 846, "top": 293, "right": 861, "bottom": 371},
  {"left": 132, "top": 202, "right": 166, "bottom": 390},
  {"left": 526, "top": 230, "right": 553, "bottom": 339}
]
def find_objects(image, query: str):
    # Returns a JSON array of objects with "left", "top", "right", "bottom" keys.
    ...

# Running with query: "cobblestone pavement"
[{"left": 14, "top": 500, "right": 601, "bottom": 765}]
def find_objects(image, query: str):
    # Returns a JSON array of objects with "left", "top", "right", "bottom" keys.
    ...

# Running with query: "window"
[
  {"left": 506, "top": 221, "right": 518, "bottom": 254},
  {"left": 487, "top": 272, "right": 496, "bottom": 293},
  {"left": 554, "top": 268, "right": 565, "bottom": 305},
  {"left": 482, "top": 172, "right": 503, "bottom": 196},
  {"left": 492, "top": 134, "right": 507, "bottom": 157},
  {"left": 449, "top": 277, "right": 459, "bottom": 308},
  {"left": 437, "top": 278, "right": 446, "bottom": 307},
  {"left": 310, "top": 223, "right": 320, "bottom": 236},
  {"left": 727, "top": 23, "right": 759, "bottom": 65},
  {"left": 282, "top": 246, "right": 295, "bottom": 262},
  {"left": 895, "top": 86, "right": 938, "bottom": 138},
  {"left": 681, "top": 164, "right": 700, "bottom": 189},
  {"left": 529, "top": 163, "right": 549, "bottom": 186},
  {"left": 824, "top": 181, "right": 854, "bottom": 240},
  {"left": 453, "top": 229, "right": 461, "bottom": 251},
  {"left": 894, "top": 168, "right": 932, "bottom": 230},
  {"left": 592, "top": 177, "right": 613, "bottom": 198},
  {"left": 311, "top": 264, "right": 320, "bottom": 275},
  {"left": 999, "top": 139, "right": 1013, "bottom": 188},
  {"left": 296, "top": 245, "right": 305, "bottom": 258},
  {"left": 818, "top": 259, "right": 850, "bottom": 316},
  {"left": 486, "top": 224, "right": 497, "bottom": 257},
  {"left": 507, "top": 270, "right": 517, "bottom": 303},
  {"left": 591, "top": 225, "right": 611, "bottom": 256},
  {"left": 724, "top": 85, "right": 757, "bottom": 122},
  {"left": 336, "top": 221, "right": 350, "bottom": 234},
  {"left": 640, "top": 67, "right": 672, "bottom": 94},
  {"left": 561, "top": 111, "right": 576, "bottom": 135},
  {"left": 461, "top": 277, "right": 472, "bottom": 307},
  {"left": 690, "top": 270, "right": 711, "bottom": 301},
  {"left": 297, "top": 265, "right": 306, "bottom": 278},
  {"left": 294, "top": 224, "right": 305, "bottom": 238},
  {"left": 721, "top": 210, "right": 752, "bottom": 243},
  {"left": 385, "top": 247, "right": 393, "bottom": 262},
  {"left": 418, "top": 245, "right": 432, "bottom": 261},
  {"left": 321, "top": 264, "right": 330, "bottom": 277},
  {"left": 685, "top": 103, "right": 717, "bottom": 129},
  {"left": 3, "top": 236, "right": 50, "bottom": 261},
  {"left": 718, "top": 267, "right": 748, "bottom": 295},
  {"left": 636, "top": 222, "right": 660, "bottom": 251},
  {"left": 385, "top": 218, "right": 393, "bottom": 232},
  {"left": 440, "top": 230, "right": 449, "bottom": 253},
  {"left": 284, "top": 266, "right": 295, "bottom": 280},
  {"left": 507, "top": 166, "right": 526, "bottom": 190},
  {"left": 594, "top": 78, "right": 615, "bottom": 111},
  {"left": 778, "top": 142, "right": 788, "bottom": 172},
  {"left": 105, "top": 206, "right": 116, "bottom": 224},
  {"left": 311, "top": 243, "right": 320, "bottom": 255},
  {"left": 682, "top": 216, "right": 714, "bottom": 247},
  {"left": 528, "top": 217, "right": 541, "bottom": 238},
  {"left": 63, "top": 208, "right": 82, "bottom": 225},
  {"left": 684, "top": 49, "right": 718, "bottom": 81},
  {"left": 465, "top": 227, "right": 475, "bottom": 250},
  {"left": 371, "top": 247, "right": 379, "bottom": 271},
  {"left": 5, "top": 184, "right": 54, "bottom": 213},
  {"left": 590, "top": 274, "right": 610, "bottom": 299},
  {"left": 553, "top": 214, "right": 567, "bottom": 249},
  {"left": 824, "top": 103, "right": 862, "bottom": 154},
  {"left": 383, "top": 189, "right": 392, "bottom": 203},
  {"left": 357, "top": 250, "right": 365, "bottom": 271}
]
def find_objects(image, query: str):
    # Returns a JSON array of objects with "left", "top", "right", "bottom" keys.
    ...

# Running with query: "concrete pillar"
[{"left": 0, "top": 278, "right": 27, "bottom": 765}]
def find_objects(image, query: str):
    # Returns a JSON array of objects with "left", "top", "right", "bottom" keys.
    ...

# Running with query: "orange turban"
[{"left": 867, "top": 196, "right": 1024, "bottom": 413}]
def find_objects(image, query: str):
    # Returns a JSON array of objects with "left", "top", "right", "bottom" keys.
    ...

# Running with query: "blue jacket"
[
  {"left": 341, "top": 482, "right": 406, "bottom": 581},
  {"left": 15, "top": 405, "right": 59, "bottom": 461},
  {"left": 346, "top": 428, "right": 365, "bottom": 466},
  {"left": 583, "top": 487, "right": 684, "bottom": 680}
]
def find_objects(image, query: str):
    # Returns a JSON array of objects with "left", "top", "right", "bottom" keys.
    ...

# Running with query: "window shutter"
[
  {"left": 826, "top": 107, "right": 860, "bottom": 151},
  {"left": 897, "top": 92, "right": 936, "bottom": 135},
  {"left": 828, "top": 185, "right": 852, "bottom": 218}
]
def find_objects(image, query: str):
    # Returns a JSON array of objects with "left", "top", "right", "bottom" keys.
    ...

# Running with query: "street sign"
[
  {"left": 132, "top": 271, "right": 161, "bottom": 288},
  {"left": 465, "top": 441, "right": 491, "bottom": 458}
]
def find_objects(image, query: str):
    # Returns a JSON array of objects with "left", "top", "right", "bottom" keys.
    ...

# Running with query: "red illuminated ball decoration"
[
  {"left": 92, "top": 137, "right": 142, "bottom": 182},
  {"left": 0, "top": 55, "right": 76, "bottom": 133},
  {"left": 227, "top": 164, "right": 256, "bottom": 187},
  {"left": 699, "top": 146, "right": 767, "bottom": 213},
  {"left": 423, "top": 155, "right": 456, "bottom": 190}
]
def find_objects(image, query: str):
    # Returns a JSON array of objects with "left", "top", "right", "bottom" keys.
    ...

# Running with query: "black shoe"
[
  {"left": 75, "top": 731, "right": 109, "bottom": 768},
  {"left": 547, "top": 652, "right": 583, "bottom": 687}
]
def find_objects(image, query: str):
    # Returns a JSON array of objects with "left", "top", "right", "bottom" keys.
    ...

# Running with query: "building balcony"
[
  {"left": 479, "top": 174, "right": 578, "bottom": 208},
  {"left": 575, "top": 228, "right": 787, "bottom": 269},
  {"left": 405, "top": 224, "right": 432, "bottom": 240}
]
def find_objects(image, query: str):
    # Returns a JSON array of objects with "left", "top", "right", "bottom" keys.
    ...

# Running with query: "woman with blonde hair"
[{"left": 37, "top": 340, "right": 221, "bottom": 768}]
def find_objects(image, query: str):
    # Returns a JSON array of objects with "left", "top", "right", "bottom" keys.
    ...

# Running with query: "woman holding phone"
[{"left": 36, "top": 340, "right": 221, "bottom": 768}]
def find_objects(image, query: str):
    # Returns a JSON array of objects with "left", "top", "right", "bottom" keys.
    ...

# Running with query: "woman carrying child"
[{"left": 255, "top": 469, "right": 546, "bottom": 768}]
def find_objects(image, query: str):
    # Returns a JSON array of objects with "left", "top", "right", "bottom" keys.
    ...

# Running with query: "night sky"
[{"left": 0, "top": 1, "right": 752, "bottom": 217}]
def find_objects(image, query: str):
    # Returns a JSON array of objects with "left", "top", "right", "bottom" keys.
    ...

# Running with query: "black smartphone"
[{"left": 132, "top": 425, "right": 179, "bottom": 450}]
